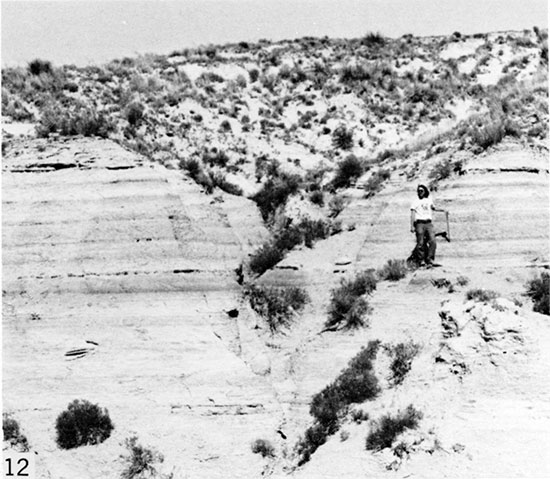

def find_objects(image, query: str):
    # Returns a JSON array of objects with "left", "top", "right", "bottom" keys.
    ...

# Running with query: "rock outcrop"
[{"left": 2, "top": 138, "right": 549, "bottom": 477}]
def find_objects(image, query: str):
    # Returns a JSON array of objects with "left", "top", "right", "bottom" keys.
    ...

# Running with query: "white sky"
[{"left": 2, "top": 0, "right": 549, "bottom": 66}]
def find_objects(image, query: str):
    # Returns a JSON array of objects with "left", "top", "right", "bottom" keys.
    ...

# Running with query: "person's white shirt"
[{"left": 411, "top": 196, "right": 433, "bottom": 221}]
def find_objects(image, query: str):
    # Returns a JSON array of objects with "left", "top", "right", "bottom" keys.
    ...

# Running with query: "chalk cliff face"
[
  {"left": 2, "top": 137, "right": 276, "bottom": 478},
  {"left": 2, "top": 26, "right": 549, "bottom": 479},
  {"left": 3, "top": 135, "right": 549, "bottom": 478}
]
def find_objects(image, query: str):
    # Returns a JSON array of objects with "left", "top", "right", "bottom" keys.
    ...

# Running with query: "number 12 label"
[{"left": 3, "top": 452, "right": 35, "bottom": 479}]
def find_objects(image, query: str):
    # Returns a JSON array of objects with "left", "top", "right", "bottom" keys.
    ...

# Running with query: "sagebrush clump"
[
  {"left": 121, "top": 436, "right": 166, "bottom": 479},
  {"left": 377, "top": 259, "right": 408, "bottom": 282},
  {"left": 251, "top": 438, "right": 275, "bottom": 458},
  {"left": 3, "top": 414, "right": 29, "bottom": 451},
  {"left": 248, "top": 218, "right": 336, "bottom": 276},
  {"left": 365, "top": 405, "right": 422, "bottom": 451},
  {"left": 466, "top": 288, "right": 498, "bottom": 303},
  {"left": 296, "top": 341, "right": 381, "bottom": 464},
  {"left": 386, "top": 342, "right": 421, "bottom": 385},
  {"left": 332, "top": 124, "right": 354, "bottom": 150},
  {"left": 331, "top": 154, "right": 365, "bottom": 189},
  {"left": 37, "top": 103, "right": 114, "bottom": 138},
  {"left": 525, "top": 272, "right": 549, "bottom": 315},
  {"left": 251, "top": 172, "right": 301, "bottom": 221},
  {"left": 55, "top": 399, "right": 114, "bottom": 449},
  {"left": 244, "top": 284, "right": 309, "bottom": 332},
  {"left": 325, "top": 271, "right": 377, "bottom": 330}
]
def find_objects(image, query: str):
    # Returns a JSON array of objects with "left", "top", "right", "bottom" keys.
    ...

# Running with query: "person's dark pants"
[{"left": 414, "top": 220, "right": 436, "bottom": 264}]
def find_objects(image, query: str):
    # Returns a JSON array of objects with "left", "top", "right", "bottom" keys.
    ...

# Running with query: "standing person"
[{"left": 410, "top": 184, "right": 446, "bottom": 267}]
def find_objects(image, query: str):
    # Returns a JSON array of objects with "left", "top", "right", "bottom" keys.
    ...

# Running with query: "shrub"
[
  {"left": 525, "top": 272, "right": 549, "bottom": 315},
  {"left": 361, "top": 32, "right": 386, "bottom": 47},
  {"left": 251, "top": 438, "right": 275, "bottom": 458},
  {"left": 244, "top": 284, "right": 309, "bottom": 332},
  {"left": 180, "top": 158, "right": 215, "bottom": 193},
  {"left": 365, "top": 405, "right": 422, "bottom": 451},
  {"left": 387, "top": 342, "right": 421, "bottom": 385},
  {"left": 219, "top": 119, "right": 232, "bottom": 132},
  {"left": 298, "top": 341, "right": 381, "bottom": 464},
  {"left": 121, "top": 436, "right": 165, "bottom": 479},
  {"left": 203, "top": 149, "right": 230, "bottom": 168},
  {"left": 248, "top": 69, "right": 260, "bottom": 83},
  {"left": 377, "top": 259, "right": 408, "bottom": 282},
  {"left": 1, "top": 94, "right": 34, "bottom": 121},
  {"left": 407, "top": 86, "right": 439, "bottom": 104},
  {"left": 55, "top": 399, "right": 114, "bottom": 449},
  {"left": 248, "top": 242, "right": 285, "bottom": 276},
  {"left": 37, "top": 103, "right": 114, "bottom": 138},
  {"left": 248, "top": 219, "right": 333, "bottom": 275},
  {"left": 210, "top": 172, "right": 243, "bottom": 196},
  {"left": 332, "top": 124, "right": 354, "bottom": 150},
  {"left": 328, "top": 195, "right": 346, "bottom": 218},
  {"left": 428, "top": 158, "right": 464, "bottom": 184},
  {"left": 332, "top": 154, "right": 364, "bottom": 189},
  {"left": 469, "top": 117, "right": 506, "bottom": 150},
  {"left": 298, "top": 218, "right": 332, "bottom": 248},
  {"left": 28, "top": 59, "right": 53, "bottom": 76},
  {"left": 309, "top": 190, "right": 324, "bottom": 206},
  {"left": 466, "top": 288, "right": 498, "bottom": 303},
  {"left": 3, "top": 414, "right": 29, "bottom": 451},
  {"left": 125, "top": 101, "right": 145, "bottom": 126},
  {"left": 251, "top": 172, "right": 301, "bottom": 221},
  {"left": 296, "top": 423, "right": 330, "bottom": 465},
  {"left": 325, "top": 271, "right": 377, "bottom": 330},
  {"left": 351, "top": 409, "right": 370, "bottom": 423},
  {"left": 364, "top": 168, "right": 391, "bottom": 197}
]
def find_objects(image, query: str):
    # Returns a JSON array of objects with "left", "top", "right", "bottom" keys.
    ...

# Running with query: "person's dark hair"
[{"left": 417, "top": 184, "right": 429, "bottom": 197}]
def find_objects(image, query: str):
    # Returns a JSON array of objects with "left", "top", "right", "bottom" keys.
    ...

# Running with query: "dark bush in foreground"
[
  {"left": 332, "top": 154, "right": 365, "bottom": 189},
  {"left": 387, "top": 342, "right": 421, "bottom": 385},
  {"left": 466, "top": 288, "right": 498, "bottom": 303},
  {"left": 365, "top": 405, "right": 422, "bottom": 451},
  {"left": 55, "top": 399, "right": 114, "bottom": 449},
  {"left": 525, "top": 272, "right": 549, "bottom": 315},
  {"left": 325, "top": 271, "right": 377, "bottom": 330},
  {"left": 251, "top": 438, "right": 275, "bottom": 457},
  {"left": 121, "top": 436, "right": 165, "bottom": 479},
  {"left": 244, "top": 284, "right": 309, "bottom": 332},
  {"left": 377, "top": 259, "right": 408, "bottom": 282},
  {"left": 3, "top": 414, "right": 29, "bottom": 451},
  {"left": 297, "top": 341, "right": 381, "bottom": 464}
]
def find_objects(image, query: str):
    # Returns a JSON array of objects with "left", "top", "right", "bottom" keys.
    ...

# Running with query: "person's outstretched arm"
[{"left": 410, "top": 209, "right": 416, "bottom": 233}]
